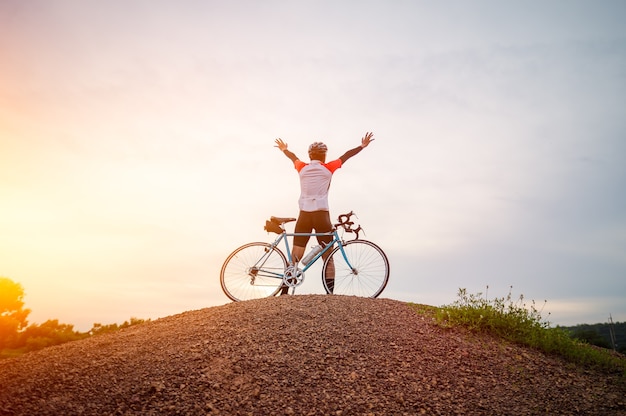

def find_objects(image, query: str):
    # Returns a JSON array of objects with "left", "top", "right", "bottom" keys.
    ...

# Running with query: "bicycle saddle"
[{"left": 270, "top": 216, "right": 296, "bottom": 224}]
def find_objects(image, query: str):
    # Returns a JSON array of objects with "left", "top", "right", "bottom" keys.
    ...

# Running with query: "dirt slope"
[{"left": 0, "top": 295, "right": 624, "bottom": 415}]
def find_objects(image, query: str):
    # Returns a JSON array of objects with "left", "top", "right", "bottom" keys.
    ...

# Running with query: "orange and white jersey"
[{"left": 294, "top": 159, "right": 342, "bottom": 212}]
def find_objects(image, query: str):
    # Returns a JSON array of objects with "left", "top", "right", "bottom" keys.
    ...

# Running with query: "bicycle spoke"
[
  {"left": 220, "top": 243, "right": 287, "bottom": 301},
  {"left": 322, "top": 240, "right": 389, "bottom": 298}
]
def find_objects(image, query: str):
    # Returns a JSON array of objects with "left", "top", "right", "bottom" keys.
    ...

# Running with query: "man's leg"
[
  {"left": 292, "top": 245, "right": 305, "bottom": 264},
  {"left": 314, "top": 211, "right": 335, "bottom": 294},
  {"left": 280, "top": 245, "right": 306, "bottom": 295},
  {"left": 281, "top": 212, "right": 309, "bottom": 295},
  {"left": 292, "top": 212, "right": 311, "bottom": 264},
  {"left": 322, "top": 250, "right": 335, "bottom": 293}
]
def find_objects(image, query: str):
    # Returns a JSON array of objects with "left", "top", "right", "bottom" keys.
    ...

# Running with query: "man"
[{"left": 274, "top": 132, "right": 374, "bottom": 293}]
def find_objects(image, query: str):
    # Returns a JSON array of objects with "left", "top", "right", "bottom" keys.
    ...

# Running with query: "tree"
[
  {"left": 18, "top": 319, "right": 86, "bottom": 351},
  {"left": 88, "top": 317, "right": 148, "bottom": 336},
  {"left": 571, "top": 327, "right": 611, "bottom": 349},
  {"left": 0, "top": 277, "right": 31, "bottom": 349}
]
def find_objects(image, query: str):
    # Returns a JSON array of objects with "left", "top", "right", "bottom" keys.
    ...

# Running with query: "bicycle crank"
[{"left": 283, "top": 265, "right": 304, "bottom": 288}]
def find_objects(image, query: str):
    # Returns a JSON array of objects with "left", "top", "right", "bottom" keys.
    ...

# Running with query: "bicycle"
[{"left": 220, "top": 211, "right": 390, "bottom": 302}]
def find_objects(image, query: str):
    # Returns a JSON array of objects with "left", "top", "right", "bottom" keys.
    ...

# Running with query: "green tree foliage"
[
  {"left": 564, "top": 322, "right": 626, "bottom": 353},
  {"left": 88, "top": 317, "right": 148, "bottom": 336},
  {"left": 0, "top": 277, "right": 31, "bottom": 349},
  {"left": 570, "top": 327, "right": 611, "bottom": 349},
  {"left": 18, "top": 319, "right": 87, "bottom": 351},
  {"left": 1, "top": 277, "right": 150, "bottom": 359}
]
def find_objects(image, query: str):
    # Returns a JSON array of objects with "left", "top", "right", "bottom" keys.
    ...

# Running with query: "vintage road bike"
[{"left": 220, "top": 211, "right": 390, "bottom": 302}]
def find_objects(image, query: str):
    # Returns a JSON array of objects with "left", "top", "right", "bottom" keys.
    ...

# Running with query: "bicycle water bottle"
[{"left": 301, "top": 244, "right": 324, "bottom": 265}]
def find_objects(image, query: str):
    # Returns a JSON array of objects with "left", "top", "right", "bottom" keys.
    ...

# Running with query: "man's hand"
[
  {"left": 361, "top": 132, "right": 374, "bottom": 148},
  {"left": 274, "top": 138, "right": 288, "bottom": 151}
]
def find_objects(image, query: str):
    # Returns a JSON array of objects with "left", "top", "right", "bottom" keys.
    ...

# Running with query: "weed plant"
[{"left": 434, "top": 287, "right": 626, "bottom": 375}]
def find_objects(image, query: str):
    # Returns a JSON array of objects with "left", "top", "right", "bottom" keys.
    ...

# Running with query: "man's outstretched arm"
[
  {"left": 274, "top": 138, "right": 299, "bottom": 162},
  {"left": 339, "top": 132, "right": 375, "bottom": 164}
]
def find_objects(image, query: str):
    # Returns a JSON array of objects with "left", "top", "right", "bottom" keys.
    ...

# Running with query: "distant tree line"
[
  {"left": 562, "top": 322, "right": 626, "bottom": 354},
  {"left": 0, "top": 277, "right": 148, "bottom": 359}
]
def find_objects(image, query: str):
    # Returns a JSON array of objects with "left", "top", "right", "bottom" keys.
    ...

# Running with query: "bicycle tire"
[
  {"left": 220, "top": 242, "right": 287, "bottom": 302},
  {"left": 321, "top": 239, "right": 390, "bottom": 298}
]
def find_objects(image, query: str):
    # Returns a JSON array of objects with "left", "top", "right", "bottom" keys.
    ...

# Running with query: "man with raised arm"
[{"left": 274, "top": 132, "right": 375, "bottom": 293}]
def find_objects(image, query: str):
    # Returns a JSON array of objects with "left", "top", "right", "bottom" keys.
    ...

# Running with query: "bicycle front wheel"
[
  {"left": 322, "top": 240, "right": 390, "bottom": 298},
  {"left": 220, "top": 242, "right": 287, "bottom": 302}
]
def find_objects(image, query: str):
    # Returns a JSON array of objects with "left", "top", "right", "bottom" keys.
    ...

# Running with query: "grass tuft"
[{"left": 430, "top": 287, "right": 626, "bottom": 375}]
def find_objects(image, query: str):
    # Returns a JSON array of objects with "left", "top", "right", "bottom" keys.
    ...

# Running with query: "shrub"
[{"left": 433, "top": 287, "right": 626, "bottom": 375}]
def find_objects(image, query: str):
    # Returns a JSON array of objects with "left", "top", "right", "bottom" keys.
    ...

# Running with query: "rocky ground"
[{"left": 0, "top": 295, "right": 625, "bottom": 415}]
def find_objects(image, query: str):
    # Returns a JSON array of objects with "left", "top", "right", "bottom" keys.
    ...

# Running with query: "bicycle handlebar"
[
  {"left": 335, "top": 211, "right": 363, "bottom": 239},
  {"left": 337, "top": 211, "right": 355, "bottom": 226}
]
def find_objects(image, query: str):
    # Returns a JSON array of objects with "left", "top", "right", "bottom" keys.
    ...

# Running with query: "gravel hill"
[{"left": 0, "top": 295, "right": 624, "bottom": 415}]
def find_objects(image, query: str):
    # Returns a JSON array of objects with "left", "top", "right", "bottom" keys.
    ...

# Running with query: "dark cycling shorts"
[{"left": 294, "top": 210, "right": 334, "bottom": 248}]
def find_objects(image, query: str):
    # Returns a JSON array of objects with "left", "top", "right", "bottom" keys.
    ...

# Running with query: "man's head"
[{"left": 308, "top": 142, "right": 328, "bottom": 162}]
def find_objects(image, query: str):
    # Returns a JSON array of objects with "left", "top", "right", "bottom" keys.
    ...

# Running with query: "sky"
[{"left": 1, "top": 0, "right": 625, "bottom": 331}]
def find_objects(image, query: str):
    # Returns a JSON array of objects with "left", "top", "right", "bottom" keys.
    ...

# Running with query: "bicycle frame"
[{"left": 273, "top": 229, "right": 353, "bottom": 274}]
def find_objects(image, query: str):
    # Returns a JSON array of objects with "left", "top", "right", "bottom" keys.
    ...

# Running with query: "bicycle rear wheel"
[
  {"left": 220, "top": 242, "right": 287, "bottom": 302},
  {"left": 322, "top": 240, "right": 389, "bottom": 298}
]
